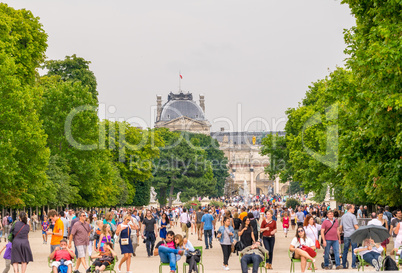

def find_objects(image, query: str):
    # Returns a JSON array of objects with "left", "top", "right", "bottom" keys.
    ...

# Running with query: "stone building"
[
  {"left": 211, "top": 131, "right": 289, "bottom": 195},
  {"left": 154, "top": 91, "right": 289, "bottom": 195},
  {"left": 154, "top": 91, "right": 211, "bottom": 135}
]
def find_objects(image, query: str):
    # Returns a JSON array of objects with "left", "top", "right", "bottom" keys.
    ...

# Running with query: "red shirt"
[
  {"left": 261, "top": 219, "right": 277, "bottom": 237},
  {"left": 321, "top": 218, "right": 339, "bottom": 241},
  {"left": 54, "top": 250, "right": 73, "bottom": 261}
]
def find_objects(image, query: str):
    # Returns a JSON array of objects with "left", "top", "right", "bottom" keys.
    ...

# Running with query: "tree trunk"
[{"left": 168, "top": 181, "right": 175, "bottom": 207}]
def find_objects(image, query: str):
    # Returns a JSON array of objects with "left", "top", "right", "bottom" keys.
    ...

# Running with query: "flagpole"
[{"left": 179, "top": 70, "right": 181, "bottom": 92}]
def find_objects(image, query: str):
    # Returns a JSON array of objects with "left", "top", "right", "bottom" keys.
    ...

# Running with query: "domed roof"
[{"left": 160, "top": 100, "right": 205, "bottom": 121}]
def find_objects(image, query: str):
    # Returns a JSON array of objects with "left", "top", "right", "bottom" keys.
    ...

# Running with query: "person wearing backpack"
[{"left": 2, "top": 213, "right": 11, "bottom": 243}]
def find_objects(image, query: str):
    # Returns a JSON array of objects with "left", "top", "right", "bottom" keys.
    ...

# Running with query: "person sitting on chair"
[
  {"left": 90, "top": 242, "right": 117, "bottom": 273},
  {"left": 154, "top": 231, "right": 184, "bottom": 273},
  {"left": 354, "top": 239, "right": 384, "bottom": 271},
  {"left": 289, "top": 227, "right": 316, "bottom": 273},
  {"left": 239, "top": 241, "right": 269, "bottom": 273},
  {"left": 49, "top": 239, "right": 75, "bottom": 273}
]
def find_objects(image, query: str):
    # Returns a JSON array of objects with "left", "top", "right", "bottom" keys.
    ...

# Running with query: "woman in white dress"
[{"left": 303, "top": 215, "right": 321, "bottom": 270}]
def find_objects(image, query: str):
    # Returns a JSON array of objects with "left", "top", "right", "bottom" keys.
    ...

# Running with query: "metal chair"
[
  {"left": 47, "top": 256, "right": 76, "bottom": 273},
  {"left": 160, "top": 262, "right": 178, "bottom": 273},
  {"left": 88, "top": 256, "right": 117, "bottom": 273},
  {"left": 183, "top": 246, "right": 204, "bottom": 273},
  {"left": 239, "top": 251, "right": 268, "bottom": 273},
  {"left": 288, "top": 249, "right": 316, "bottom": 273},
  {"left": 356, "top": 248, "right": 385, "bottom": 271}
]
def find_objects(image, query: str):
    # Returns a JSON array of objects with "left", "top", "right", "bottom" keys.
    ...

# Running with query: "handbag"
[
  {"left": 301, "top": 245, "right": 317, "bottom": 258},
  {"left": 8, "top": 223, "right": 25, "bottom": 243},
  {"left": 308, "top": 226, "right": 320, "bottom": 249},
  {"left": 186, "top": 214, "right": 191, "bottom": 228},
  {"left": 120, "top": 238, "right": 129, "bottom": 245}
]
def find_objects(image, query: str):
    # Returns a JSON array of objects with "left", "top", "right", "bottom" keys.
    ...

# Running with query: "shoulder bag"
[
  {"left": 8, "top": 223, "right": 25, "bottom": 243},
  {"left": 186, "top": 214, "right": 191, "bottom": 228},
  {"left": 320, "top": 219, "right": 336, "bottom": 248},
  {"left": 308, "top": 225, "right": 320, "bottom": 249}
]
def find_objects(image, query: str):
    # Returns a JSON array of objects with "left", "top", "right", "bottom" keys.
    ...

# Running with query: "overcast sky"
[{"left": 7, "top": 0, "right": 355, "bottom": 132}]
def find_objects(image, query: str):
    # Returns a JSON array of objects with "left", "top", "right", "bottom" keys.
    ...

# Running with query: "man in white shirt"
[
  {"left": 179, "top": 208, "right": 190, "bottom": 238},
  {"left": 367, "top": 213, "right": 382, "bottom": 226}
]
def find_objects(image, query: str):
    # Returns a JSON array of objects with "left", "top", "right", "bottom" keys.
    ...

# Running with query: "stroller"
[{"left": 321, "top": 244, "right": 348, "bottom": 269}]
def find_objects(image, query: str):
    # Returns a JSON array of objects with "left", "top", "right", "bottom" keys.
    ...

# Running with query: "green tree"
[
  {"left": 151, "top": 129, "right": 217, "bottom": 206},
  {"left": 0, "top": 3, "right": 48, "bottom": 85},
  {"left": 187, "top": 133, "right": 229, "bottom": 197},
  {"left": 0, "top": 4, "right": 49, "bottom": 206},
  {"left": 44, "top": 54, "right": 98, "bottom": 100}
]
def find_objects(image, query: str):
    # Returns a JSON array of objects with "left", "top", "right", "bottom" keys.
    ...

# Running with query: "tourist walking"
[
  {"left": 69, "top": 211, "right": 91, "bottom": 273},
  {"left": 2, "top": 213, "right": 11, "bottom": 243},
  {"left": 42, "top": 216, "right": 50, "bottom": 244},
  {"left": 217, "top": 217, "right": 235, "bottom": 271},
  {"left": 260, "top": 210, "right": 277, "bottom": 270},
  {"left": 282, "top": 212, "right": 290, "bottom": 237},
  {"left": 159, "top": 213, "right": 169, "bottom": 240},
  {"left": 339, "top": 204, "right": 359, "bottom": 269},
  {"left": 290, "top": 209, "right": 296, "bottom": 231},
  {"left": 11, "top": 212, "right": 33, "bottom": 273},
  {"left": 0, "top": 240, "right": 12, "bottom": 273},
  {"left": 141, "top": 210, "right": 158, "bottom": 257},
  {"left": 233, "top": 212, "right": 242, "bottom": 241},
  {"left": 201, "top": 209, "right": 214, "bottom": 249},
  {"left": 179, "top": 208, "right": 190, "bottom": 239},
  {"left": 116, "top": 215, "right": 134, "bottom": 273},
  {"left": 238, "top": 217, "right": 255, "bottom": 248},
  {"left": 195, "top": 206, "right": 204, "bottom": 241},
  {"left": 47, "top": 210, "right": 64, "bottom": 253},
  {"left": 321, "top": 210, "right": 342, "bottom": 269}
]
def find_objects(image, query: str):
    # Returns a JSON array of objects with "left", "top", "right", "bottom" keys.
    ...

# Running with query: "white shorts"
[{"left": 51, "top": 260, "right": 73, "bottom": 268}]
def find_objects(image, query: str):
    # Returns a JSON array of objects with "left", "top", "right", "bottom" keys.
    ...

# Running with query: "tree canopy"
[{"left": 261, "top": 0, "right": 402, "bottom": 205}]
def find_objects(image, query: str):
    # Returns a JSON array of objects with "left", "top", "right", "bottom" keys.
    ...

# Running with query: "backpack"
[
  {"left": 383, "top": 255, "right": 398, "bottom": 271},
  {"left": 7, "top": 216, "right": 12, "bottom": 224}
]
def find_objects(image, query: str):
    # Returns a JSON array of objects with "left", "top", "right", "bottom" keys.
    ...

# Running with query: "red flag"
[{"left": 180, "top": 74, "right": 183, "bottom": 79}]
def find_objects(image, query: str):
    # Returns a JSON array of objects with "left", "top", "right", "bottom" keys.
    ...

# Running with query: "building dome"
[{"left": 160, "top": 99, "right": 206, "bottom": 121}]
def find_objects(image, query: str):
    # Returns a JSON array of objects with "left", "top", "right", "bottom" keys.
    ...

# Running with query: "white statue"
[
  {"left": 150, "top": 187, "right": 157, "bottom": 202},
  {"left": 174, "top": 192, "right": 181, "bottom": 203}
]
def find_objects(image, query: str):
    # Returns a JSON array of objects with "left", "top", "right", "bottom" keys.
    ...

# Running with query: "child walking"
[
  {"left": 282, "top": 212, "right": 289, "bottom": 238},
  {"left": 0, "top": 240, "right": 16, "bottom": 273}
]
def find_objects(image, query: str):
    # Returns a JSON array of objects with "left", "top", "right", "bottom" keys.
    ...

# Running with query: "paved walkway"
[{"left": 3, "top": 223, "right": 383, "bottom": 273}]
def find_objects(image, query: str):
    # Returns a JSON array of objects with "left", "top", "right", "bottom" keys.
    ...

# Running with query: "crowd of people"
[{"left": 0, "top": 202, "right": 401, "bottom": 273}]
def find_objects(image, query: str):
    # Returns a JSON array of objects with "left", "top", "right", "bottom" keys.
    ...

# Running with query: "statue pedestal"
[{"left": 148, "top": 201, "right": 159, "bottom": 208}]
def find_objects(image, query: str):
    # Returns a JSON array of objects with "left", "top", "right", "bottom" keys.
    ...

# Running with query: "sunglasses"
[{"left": 298, "top": 230, "right": 304, "bottom": 233}]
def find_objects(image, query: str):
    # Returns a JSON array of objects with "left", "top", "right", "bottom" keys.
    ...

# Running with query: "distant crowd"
[{"left": 0, "top": 202, "right": 401, "bottom": 273}]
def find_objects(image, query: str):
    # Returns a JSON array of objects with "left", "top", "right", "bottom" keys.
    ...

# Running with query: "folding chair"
[{"left": 183, "top": 246, "right": 204, "bottom": 273}]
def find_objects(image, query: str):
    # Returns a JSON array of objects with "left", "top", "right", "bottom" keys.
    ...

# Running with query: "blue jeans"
[
  {"left": 241, "top": 253, "right": 262, "bottom": 273},
  {"left": 362, "top": 252, "right": 381, "bottom": 266},
  {"left": 204, "top": 229, "right": 212, "bottom": 249},
  {"left": 158, "top": 246, "right": 179, "bottom": 271},
  {"left": 324, "top": 240, "right": 340, "bottom": 267},
  {"left": 343, "top": 236, "right": 357, "bottom": 268}
]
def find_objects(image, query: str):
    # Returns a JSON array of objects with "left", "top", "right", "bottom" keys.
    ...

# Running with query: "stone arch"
[{"left": 281, "top": 184, "right": 289, "bottom": 195}]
